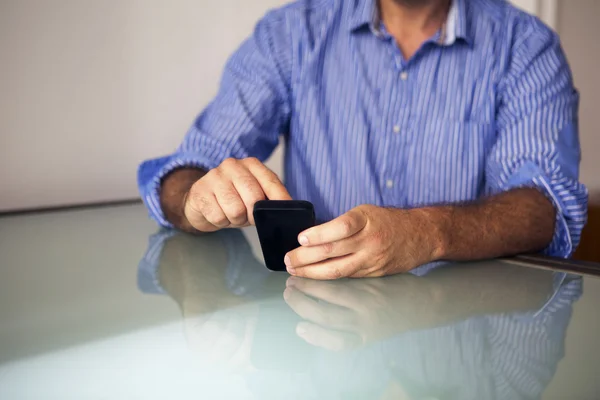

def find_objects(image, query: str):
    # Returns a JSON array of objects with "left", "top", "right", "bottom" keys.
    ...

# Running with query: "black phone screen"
[{"left": 253, "top": 200, "right": 316, "bottom": 271}]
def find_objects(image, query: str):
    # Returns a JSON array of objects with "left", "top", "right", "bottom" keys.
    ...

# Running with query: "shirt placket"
[{"left": 382, "top": 42, "right": 414, "bottom": 207}]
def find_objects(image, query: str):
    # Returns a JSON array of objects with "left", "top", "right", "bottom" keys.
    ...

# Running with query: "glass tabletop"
[{"left": 0, "top": 203, "right": 598, "bottom": 400}]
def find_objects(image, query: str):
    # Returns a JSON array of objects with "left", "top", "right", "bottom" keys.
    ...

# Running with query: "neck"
[{"left": 378, "top": 0, "right": 450, "bottom": 36}]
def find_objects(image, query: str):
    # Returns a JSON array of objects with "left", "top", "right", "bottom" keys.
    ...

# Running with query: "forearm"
[
  {"left": 160, "top": 167, "right": 206, "bottom": 232},
  {"left": 424, "top": 187, "right": 556, "bottom": 261}
]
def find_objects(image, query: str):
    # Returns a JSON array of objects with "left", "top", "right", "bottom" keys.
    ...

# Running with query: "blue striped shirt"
[{"left": 138, "top": 0, "right": 588, "bottom": 257}]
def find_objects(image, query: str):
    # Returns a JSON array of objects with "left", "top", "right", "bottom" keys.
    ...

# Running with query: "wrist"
[
  {"left": 412, "top": 206, "right": 452, "bottom": 262},
  {"left": 160, "top": 168, "right": 206, "bottom": 232}
]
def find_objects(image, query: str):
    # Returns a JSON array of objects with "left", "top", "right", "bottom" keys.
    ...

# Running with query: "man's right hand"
[{"left": 176, "top": 157, "right": 291, "bottom": 232}]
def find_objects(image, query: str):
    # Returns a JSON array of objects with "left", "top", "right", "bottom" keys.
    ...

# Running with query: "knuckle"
[
  {"left": 267, "top": 176, "right": 283, "bottom": 187},
  {"left": 293, "top": 268, "right": 304, "bottom": 278},
  {"left": 220, "top": 157, "right": 238, "bottom": 168},
  {"left": 289, "top": 249, "right": 303, "bottom": 265},
  {"left": 188, "top": 192, "right": 211, "bottom": 214},
  {"left": 339, "top": 216, "right": 355, "bottom": 236},
  {"left": 248, "top": 193, "right": 266, "bottom": 209},
  {"left": 288, "top": 254, "right": 299, "bottom": 267},
  {"left": 243, "top": 157, "right": 261, "bottom": 167},
  {"left": 221, "top": 189, "right": 240, "bottom": 204},
  {"left": 253, "top": 165, "right": 279, "bottom": 183},
  {"left": 228, "top": 205, "right": 247, "bottom": 221},
  {"left": 357, "top": 204, "right": 373, "bottom": 212},
  {"left": 321, "top": 242, "right": 335, "bottom": 255},
  {"left": 207, "top": 167, "right": 222, "bottom": 178},
  {"left": 357, "top": 204, "right": 376, "bottom": 214},
  {"left": 238, "top": 175, "right": 262, "bottom": 193},
  {"left": 207, "top": 213, "right": 229, "bottom": 227},
  {"left": 265, "top": 171, "right": 283, "bottom": 185},
  {"left": 187, "top": 180, "right": 203, "bottom": 197}
]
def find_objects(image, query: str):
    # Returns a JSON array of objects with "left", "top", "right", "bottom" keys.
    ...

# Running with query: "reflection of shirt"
[
  {"left": 246, "top": 275, "right": 581, "bottom": 400},
  {"left": 137, "top": 0, "right": 587, "bottom": 257},
  {"left": 375, "top": 275, "right": 582, "bottom": 400},
  {"left": 137, "top": 229, "right": 582, "bottom": 399},
  {"left": 243, "top": 275, "right": 582, "bottom": 400},
  {"left": 137, "top": 229, "right": 268, "bottom": 296}
]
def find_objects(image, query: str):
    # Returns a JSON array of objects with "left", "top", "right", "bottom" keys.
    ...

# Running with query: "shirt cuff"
[
  {"left": 137, "top": 152, "right": 221, "bottom": 227},
  {"left": 137, "top": 228, "right": 179, "bottom": 294},
  {"left": 502, "top": 162, "right": 574, "bottom": 258},
  {"left": 529, "top": 272, "right": 582, "bottom": 320}
]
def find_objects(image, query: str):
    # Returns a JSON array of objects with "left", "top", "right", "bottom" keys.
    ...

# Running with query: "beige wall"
[
  {"left": 543, "top": 4, "right": 600, "bottom": 398},
  {"left": 558, "top": 0, "right": 600, "bottom": 195},
  {"left": 0, "top": 0, "right": 286, "bottom": 212}
]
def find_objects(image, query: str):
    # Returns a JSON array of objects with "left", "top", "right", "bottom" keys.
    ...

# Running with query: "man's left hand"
[{"left": 284, "top": 205, "right": 444, "bottom": 279}]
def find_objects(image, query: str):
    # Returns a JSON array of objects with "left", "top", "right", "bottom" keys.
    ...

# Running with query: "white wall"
[{"left": 0, "top": 0, "right": 287, "bottom": 212}]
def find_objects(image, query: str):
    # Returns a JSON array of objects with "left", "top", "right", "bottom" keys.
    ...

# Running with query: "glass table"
[{"left": 0, "top": 203, "right": 599, "bottom": 399}]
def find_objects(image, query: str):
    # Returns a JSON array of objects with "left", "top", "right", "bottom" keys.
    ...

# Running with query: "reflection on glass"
[{"left": 138, "top": 229, "right": 582, "bottom": 400}]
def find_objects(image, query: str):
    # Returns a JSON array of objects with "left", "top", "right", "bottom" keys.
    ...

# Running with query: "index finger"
[
  {"left": 286, "top": 277, "right": 362, "bottom": 309},
  {"left": 243, "top": 158, "right": 292, "bottom": 201},
  {"left": 283, "top": 286, "right": 355, "bottom": 329},
  {"left": 298, "top": 209, "right": 367, "bottom": 246}
]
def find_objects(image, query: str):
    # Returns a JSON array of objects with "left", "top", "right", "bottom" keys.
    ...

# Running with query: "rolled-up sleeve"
[
  {"left": 137, "top": 9, "right": 293, "bottom": 226},
  {"left": 486, "top": 16, "right": 588, "bottom": 257}
]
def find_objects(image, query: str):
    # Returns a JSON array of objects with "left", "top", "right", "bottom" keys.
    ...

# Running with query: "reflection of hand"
[
  {"left": 283, "top": 262, "right": 555, "bottom": 352},
  {"left": 157, "top": 230, "right": 265, "bottom": 372},
  {"left": 284, "top": 205, "right": 439, "bottom": 279},
  {"left": 159, "top": 231, "right": 252, "bottom": 316},
  {"left": 283, "top": 275, "right": 437, "bottom": 351}
]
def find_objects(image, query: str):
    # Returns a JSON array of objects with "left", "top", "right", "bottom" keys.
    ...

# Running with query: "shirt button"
[
  {"left": 386, "top": 180, "right": 394, "bottom": 189},
  {"left": 400, "top": 71, "right": 408, "bottom": 80},
  {"left": 393, "top": 125, "right": 400, "bottom": 134}
]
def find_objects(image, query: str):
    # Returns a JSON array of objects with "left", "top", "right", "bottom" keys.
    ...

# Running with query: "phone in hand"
[{"left": 253, "top": 200, "right": 316, "bottom": 272}]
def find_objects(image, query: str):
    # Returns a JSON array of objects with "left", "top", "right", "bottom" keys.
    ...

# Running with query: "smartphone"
[{"left": 253, "top": 200, "right": 316, "bottom": 271}]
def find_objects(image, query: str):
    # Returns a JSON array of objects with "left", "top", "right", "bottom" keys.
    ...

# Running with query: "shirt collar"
[{"left": 348, "top": 0, "right": 473, "bottom": 46}]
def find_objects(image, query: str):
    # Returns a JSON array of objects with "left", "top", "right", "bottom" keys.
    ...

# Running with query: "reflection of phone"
[{"left": 253, "top": 200, "right": 316, "bottom": 272}]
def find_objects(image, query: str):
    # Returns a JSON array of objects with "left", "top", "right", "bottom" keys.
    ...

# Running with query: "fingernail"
[
  {"left": 287, "top": 268, "right": 296, "bottom": 275},
  {"left": 284, "top": 255, "right": 291, "bottom": 267},
  {"left": 299, "top": 235, "right": 309, "bottom": 246}
]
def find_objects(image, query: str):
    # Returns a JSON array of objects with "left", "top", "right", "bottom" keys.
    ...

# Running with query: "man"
[{"left": 138, "top": 0, "right": 588, "bottom": 280}]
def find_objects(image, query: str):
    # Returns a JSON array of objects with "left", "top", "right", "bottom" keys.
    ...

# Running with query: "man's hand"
[
  {"left": 284, "top": 205, "right": 443, "bottom": 279},
  {"left": 284, "top": 188, "right": 555, "bottom": 280},
  {"left": 283, "top": 275, "right": 434, "bottom": 351},
  {"left": 162, "top": 157, "right": 291, "bottom": 232},
  {"left": 184, "top": 158, "right": 291, "bottom": 232},
  {"left": 283, "top": 262, "right": 553, "bottom": 351}
]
